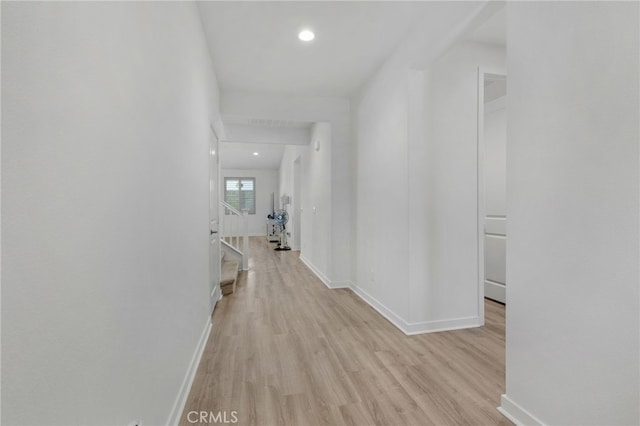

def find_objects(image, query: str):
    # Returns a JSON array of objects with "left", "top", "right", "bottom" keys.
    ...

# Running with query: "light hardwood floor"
[{"left": 180, "top": 237, "right": 511, "bottom": 426}]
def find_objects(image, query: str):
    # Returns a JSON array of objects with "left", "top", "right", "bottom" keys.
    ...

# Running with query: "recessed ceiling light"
[
  {"left": 253, "top": 152, "right": 259, "bottom": 156},
  {"left": 298, "top": 30, "right": 315, "bottom": 42}
]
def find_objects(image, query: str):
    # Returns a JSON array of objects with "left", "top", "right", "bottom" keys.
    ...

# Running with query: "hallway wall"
[
  {"left": 354, "top": 61, "right": 411, "bottom": 320},
  {"left": 503, "top": 2, "right": 639, "bottom": 424},
  {"left": 352, "top": 2, "right": 501, "bottom": 332},
  {"left": 1, "top": 2, "right": 222, "bottom": 424},
  {"left": 278, "top": 126, "right": 333, "bottom": 282},
  {"left": 278, "top": 145, "right": 300, "bottom": 245},
  {"left": 420, "top": 41, "right": 505, "bottom": 324}
]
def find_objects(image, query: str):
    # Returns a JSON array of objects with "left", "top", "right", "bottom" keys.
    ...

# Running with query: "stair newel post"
[
  {"left": 242, "top": 210, "right": 249, "bottom": 270},
  {"left": 235, "top": 214, "right": 239, "bottom": 248},
  {"left": 233, "top": 214, "right": 237, "bottom": 248}
]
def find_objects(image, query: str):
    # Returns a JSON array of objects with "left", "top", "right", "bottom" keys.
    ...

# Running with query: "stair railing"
[{"left": 219, "top": 200, "right": 249, "bottom": 270}]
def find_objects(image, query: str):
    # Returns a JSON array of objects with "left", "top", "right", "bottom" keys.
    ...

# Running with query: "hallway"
[{"left": 180, "top": 238, "right": 510, "bottom": 426}]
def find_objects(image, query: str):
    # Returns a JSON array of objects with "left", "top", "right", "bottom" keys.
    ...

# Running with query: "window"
[{"left": 224, "top": 177, "right": 256, "bottom": 214}]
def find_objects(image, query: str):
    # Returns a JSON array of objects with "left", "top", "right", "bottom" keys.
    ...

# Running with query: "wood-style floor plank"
[{"left": 180, "top": 237, "right": 511, "bottom": 426}]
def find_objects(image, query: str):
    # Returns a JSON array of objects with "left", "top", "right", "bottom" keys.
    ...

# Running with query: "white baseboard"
[
  {"left": 349, "top": 282, "right": 481, "bottom": 335},
  {"left": 298, "top": 256, "right": 350, "bottom": 290},
  {"left": 348, "top": 282, "right": 411, "bottom": 331},
  {"left": 403, "top": 315, "right": 483, "bottom": 335},
  {"left": 485, "top": 280, "right": 506, "bottom": 303},
  {"left": 214, "top": 285, "right": 222, "bottom": 305},
  {"left": 299, "top": 255, "right": 332, "bottom": 288},
  {"left": 166, "top": 318, "right": 212, "bottom": 426},
  {"left": 297, "top": 256, "right": 482, "bottom": 336},
  {"left": 329, "top": 280, "right": 352, "bottom": 289},
  {"left": 498, "top": 394, "right": 546, "bottom": 426}
]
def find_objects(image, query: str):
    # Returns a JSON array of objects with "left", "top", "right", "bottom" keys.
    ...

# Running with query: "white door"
[
  {"left": 209, "top": 128, "right": 220, "bottom": 313},
  {"left": 483, "top": 92, "right": 507, "bottom": 303}
]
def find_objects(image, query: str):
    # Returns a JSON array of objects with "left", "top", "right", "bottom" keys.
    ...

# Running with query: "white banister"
[
  {"left": 221, "top": 200, "right": 242, "bottom": 216},
  {"left": 242, "top": 211, "right": 249, "bottom": 270},
  {"left": 220, "top": 200, "right": 249, "bottom": 270}
]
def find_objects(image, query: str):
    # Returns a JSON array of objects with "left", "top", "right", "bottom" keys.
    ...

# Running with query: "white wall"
[
  {"left": 502, "top": 2, "right": 639, "bottom": 425},
  {"left": 484, "top": 96, "right": 507, "bottom": 218},
  {"left": 279, "top": 145, "right": 304, "bottom": 250},
  {"left": 301, "top": 124, "right": 332, "bottom": 278},
  {"left": 420, "top": 41, "right": 506, "bottom": 323},
  {"left": 221, "top": 168, "right": 279, "bottom": 236},
  {"left": 224, "top": 124, "right": 310, "bottom": 145},
  {"left": 278, "top": 124, "right": 332, "bottom": 279},
  {"left": 1, "top": 3, "right": 221, "bottom": 425},
  {"left": 278, "top": 145, "right": 298, "bottom": 246},
  {"left": 354, "top": 62, "right": 411, "bottom": 319},
  {"left": 223, "top": 93, "right": 349, "bottom": 285},
  {"left": 352, "top": 0, "right": 505, "bottom": 332}
]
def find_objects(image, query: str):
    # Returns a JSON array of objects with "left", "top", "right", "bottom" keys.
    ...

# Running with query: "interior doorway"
[{"left": 478, "top": 70, "right": 507, "bottom": 304}]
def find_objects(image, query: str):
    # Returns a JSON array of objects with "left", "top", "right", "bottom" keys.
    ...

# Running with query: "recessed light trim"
[
  {"left": 253, "top": 152, "right": 259, "bottom": 156},
  {"left": 298, "top": 30, "right": 315, "bottom": 42}
]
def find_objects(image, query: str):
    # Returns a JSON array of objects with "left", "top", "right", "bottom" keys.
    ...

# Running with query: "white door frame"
[
  {"left": 292, "top": 155, "right": 302, "bottom": 250},
  {"left": 477, "top": 67, "right": 507, "bottom": 320},
  {"left": 209, "top": 125, "right": 221, "bottom": 314}
]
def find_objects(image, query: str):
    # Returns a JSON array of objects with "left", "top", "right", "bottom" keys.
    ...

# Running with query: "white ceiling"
[
  {"left": 197, "top": 2, "right": 452, "bottom": 97},
  {"left": 221, "top": 118, "right": 310, "bottom": 169},
  {"left": 203, "top": 2, "right": 504, "bottom": 171},
  {"left": 466, "top": 6, "right": 506, "bottom": 46},
  {"left": 220, "top": 142, "right": 286, "bottom": 170}
]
